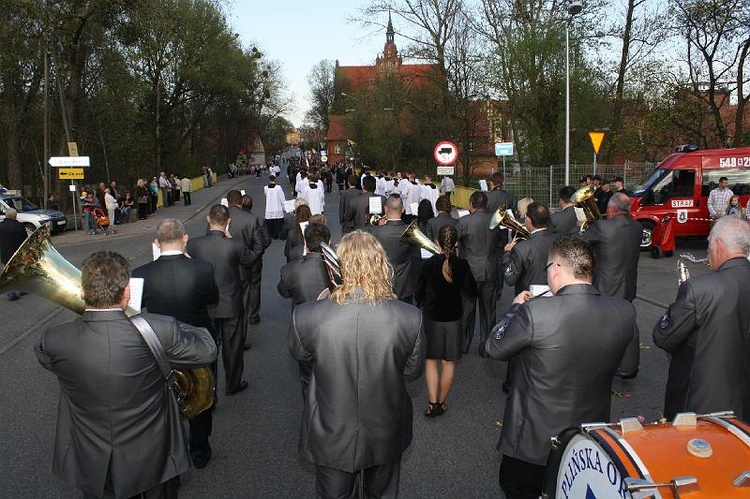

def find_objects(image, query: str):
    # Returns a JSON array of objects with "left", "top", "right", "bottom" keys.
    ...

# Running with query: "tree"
[
  {"left": 670, "top": 0, "right": 750, "bottom": 147},
  {"left": 305, "top": 60, "right": 335, "bottom": 135}
]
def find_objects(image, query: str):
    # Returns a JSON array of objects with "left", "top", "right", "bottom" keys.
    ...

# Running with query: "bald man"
[{"left": 0, "top": 209, "right": 29, "bottom": 301}]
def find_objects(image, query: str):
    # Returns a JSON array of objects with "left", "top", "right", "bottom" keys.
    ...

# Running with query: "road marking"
[{"left": 0, "top": 306, "right": 64, "bottom": 356}]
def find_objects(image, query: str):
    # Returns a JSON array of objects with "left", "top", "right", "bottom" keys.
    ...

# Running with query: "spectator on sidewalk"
[
  {"left": 120, "top": 190, "right": 135, "bottom": 223},
  {"left": 181, "top": 175, "right": 192, "bottom": 206}
]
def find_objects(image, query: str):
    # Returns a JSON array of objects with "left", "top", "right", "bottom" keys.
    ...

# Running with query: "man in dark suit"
[
  {"left": 485, "top": 172, "right": 516, "bottom": 289},
  {"left": 289, "top": 230, "right": 424, "bottom": 498},
  {"left": 501, "top": 202, "right": 557, "bottom": 296},
  {"left": 654, "top": 217, "right": 750, "bottom": 420},
  {"left": 425, "top": 195, "right": 457, "bottom": 241},
  {"left": 456, "top": 191, "right": 501, "bottom": 356},
  {"left": 0, "top": 208, "right": 28, "bottom": 301},
  {"left": 225, "top": 191, "right": 265, "bottom": 350},
  {"left": 549, "top": 186, "right": 578, "bottom": 235},
  {"left": 343, "top": 175, "right": 386, "bottom": 231},
  {"left": 36, "top": 251, "right": 217, "bottom": 498},
  {"left": 582, "top": 192, "right": 642, "bottom": 377},
  {"left": 189, "top": 205, "right": 255, "bottom": 395},
  {"left": 278, "top": 222, "right": 331, "bottom": 308},
  {"left": 339, "top": 175, "right": 360, "bottom": 235},
  {"left": 370, "top": 195, "right": 420, "bottom": 303},
  {"left": 486, "top": 236, "right": 634, "bottom": 499},
  {"left": 238, "top": 193, "right": 272, "bottom": 329},
  {"left": 133, "top": 219, "right": 219, "bottom": 469}
]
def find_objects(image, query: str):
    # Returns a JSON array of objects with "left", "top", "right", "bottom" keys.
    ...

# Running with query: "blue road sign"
[{"left": 494, "top": 142, "right": 513, "bottom": 157}]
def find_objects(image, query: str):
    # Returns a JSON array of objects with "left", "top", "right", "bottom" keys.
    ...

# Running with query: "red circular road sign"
[{"left": 434, "top": 141, "right": 458, "bottom": 166}]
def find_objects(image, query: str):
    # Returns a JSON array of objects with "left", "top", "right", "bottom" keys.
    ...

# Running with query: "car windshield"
[
  {"left": 631, "top": 167, "right": 668, "bottom": 197},
  {"left": 3, "top": 195, "right": 40, "bottom": 212}
]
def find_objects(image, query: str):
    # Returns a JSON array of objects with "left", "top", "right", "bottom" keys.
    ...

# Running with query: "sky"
[{"left": 226, "top": 0, "right": 392, "bottom": 128}]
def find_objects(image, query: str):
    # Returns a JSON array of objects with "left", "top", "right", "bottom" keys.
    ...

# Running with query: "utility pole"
[{"left": 43, "top": 34, "right": 51, "bottom": 206}]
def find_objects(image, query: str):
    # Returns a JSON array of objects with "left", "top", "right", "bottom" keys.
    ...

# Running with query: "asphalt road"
[{"left": 0, "top": 172, "right": 711, "bottom": 498}]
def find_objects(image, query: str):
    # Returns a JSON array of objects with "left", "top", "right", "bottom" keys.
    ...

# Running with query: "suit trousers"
[
  {"left": 315, "top": 457, "right": 401, "bottom": 499},
  {"left": 499, "top": 455, "right": 545, "bottom": 499},
  {"left": 213, "top": 316, "right": 244, "bottom": 393},
  {"left": 462, "top": 281, "right": 497, "bottom": 355},
  {"left": 188, "top": 405, "right": 212, "bottom": 465},
  {"left": 247, "top": 260, "right": 263, "bottom": 323}
]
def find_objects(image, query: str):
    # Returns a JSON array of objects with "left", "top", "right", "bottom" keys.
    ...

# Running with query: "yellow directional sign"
[
  {"left": 59, "top": 168, "right": 85, "bottom": 180},
  {"left": 589, "top": 132, "right": 605, "bottom": 155}
]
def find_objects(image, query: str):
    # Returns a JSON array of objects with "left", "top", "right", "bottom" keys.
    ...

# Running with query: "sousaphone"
[{"left": 0, "top": 224, "right": 213, "bottom": 419}]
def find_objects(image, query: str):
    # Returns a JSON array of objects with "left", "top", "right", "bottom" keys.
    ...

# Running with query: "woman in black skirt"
[{"left": 417, "top": 224, "right": 477, "bottom": 417}]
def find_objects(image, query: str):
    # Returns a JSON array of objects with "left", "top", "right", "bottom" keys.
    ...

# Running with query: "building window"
[{"left": 335, "top": 144, "right": 341, "bottom": 154}]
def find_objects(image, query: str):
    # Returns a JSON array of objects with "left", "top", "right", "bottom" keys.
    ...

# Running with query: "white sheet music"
[
  {"left": 479, "top": 180, "right": 488, "bottom": 192},
  {"left": 529, "top": 284, "right": 552, "bottom": 298},
  {"left": 369, "top": 196, "right": 383, "bottom": 215},
  {"left": 152, "top": 242, "right": 161, "bottom": 261},
  {"left": 220, "top": 197, "right": 229, "bottom": 207},
  {"left": 128, "top": 278, "right": 145, "bottom": 313},
  {"left": 457, "top": 209, "right": 470, "bottom": 218},
  {"left": 284, "top": 200, "right": 296, "bottom": 213}
]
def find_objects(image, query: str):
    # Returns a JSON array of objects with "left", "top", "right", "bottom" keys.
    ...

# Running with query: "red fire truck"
[{"left": 630, "top": 145, "right": 750, "bottom": 248}]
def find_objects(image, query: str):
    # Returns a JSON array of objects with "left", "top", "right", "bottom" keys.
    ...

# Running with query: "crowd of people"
[{"left": 31, "top": 161, "right": 750, "bottom": 499}]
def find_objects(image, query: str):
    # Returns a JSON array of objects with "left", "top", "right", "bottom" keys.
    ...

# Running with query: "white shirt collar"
[{"left": 160, "top": 250, "right": 184, "bottom": 256}]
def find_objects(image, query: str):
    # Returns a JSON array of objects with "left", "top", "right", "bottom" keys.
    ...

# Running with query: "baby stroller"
[{"left": 91, "top": 207, "right": 116, "bottom": 235}]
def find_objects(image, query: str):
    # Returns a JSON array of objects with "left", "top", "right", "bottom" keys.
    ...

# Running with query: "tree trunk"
[{"left": 732, "top": 38, "right": 750, "bottom": 147}]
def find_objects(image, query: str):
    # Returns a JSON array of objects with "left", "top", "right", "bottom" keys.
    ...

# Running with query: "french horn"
[{"left": 0, "top": 225, "right": 214, "bottom": 419}]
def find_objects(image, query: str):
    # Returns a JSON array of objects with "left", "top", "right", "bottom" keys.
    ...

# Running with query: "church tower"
[{"left": 376, "top": 11, "right": 402, "bottom": 75}]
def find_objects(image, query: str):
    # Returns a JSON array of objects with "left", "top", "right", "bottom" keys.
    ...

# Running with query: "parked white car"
[{"left": 0, "top": 193, "right": 67, "bottom": 236}]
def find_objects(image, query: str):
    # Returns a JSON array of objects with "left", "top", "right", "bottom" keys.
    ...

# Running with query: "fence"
[{"left": 453, "top": 162, "right": 655, "bottom": 209}]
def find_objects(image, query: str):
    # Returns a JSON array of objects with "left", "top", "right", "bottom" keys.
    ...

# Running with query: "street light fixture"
[{"left": 565, "top": 0, "right": 583, "bottom": 186}]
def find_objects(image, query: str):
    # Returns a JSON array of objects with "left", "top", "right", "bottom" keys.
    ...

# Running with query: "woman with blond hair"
[
  {"left": 417, "top": 224, "right": 477, "bottom": 416},
  {"left": 289, "top": 231, "right": 424, "bottom": 498}
]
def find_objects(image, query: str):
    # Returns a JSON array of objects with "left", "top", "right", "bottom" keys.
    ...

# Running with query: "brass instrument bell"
[
  {"left": 400, "top": 220, "right": 442, "bottom": 255},
  {"left": 489, "top": 205, "right": 530, "bottom": 243},
  {"left": 0, "top": 225, "right": 214, "bottom": 420},
  {"left": 571, "top": 185, "right": 602, "bottom": 231}
]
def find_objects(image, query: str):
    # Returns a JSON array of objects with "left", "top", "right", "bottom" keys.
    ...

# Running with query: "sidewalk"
[{"left": 52, "top": 174, "right": 253, "bottom": 246}]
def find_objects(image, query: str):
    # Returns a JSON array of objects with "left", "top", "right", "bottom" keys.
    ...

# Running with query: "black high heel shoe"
[
  {"left": 436, "top": 401, "right": 447, "bottom": 416},
  {"left": 424, "top": 402, "right": 440, "bottom": 417}
]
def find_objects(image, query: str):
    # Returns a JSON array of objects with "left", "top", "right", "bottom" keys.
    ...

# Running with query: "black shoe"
[
  {"left": 225, "top": 380, "right": 248, "bottom": 396},
  {"left": 618, "top": 369, "right": 638, "bottom": 380},
  {"left": 243, "top": 342, "right": 252, "bottom": 351},
  {"left": 192, "top": 446, "right": 212, "bottom": 469}
]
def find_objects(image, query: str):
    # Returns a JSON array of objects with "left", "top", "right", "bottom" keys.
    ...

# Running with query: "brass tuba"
[
  {"left": 0, "top": 225, "right": 214, "bottom": 419},
  {"left": 571, "top": 185, "right": 602, "bottom": 231},
  {"left": 369, "top": 214, "right": 384, "bottom": 226},
  {"left": 677, "top": 253, "right": 709, "bottom": 285},
  {"left": 401, "top": 220, "right": 442, "bottom": 255},
  {"left": 489, "top": 205, "right": 531, "bottom": 243}
]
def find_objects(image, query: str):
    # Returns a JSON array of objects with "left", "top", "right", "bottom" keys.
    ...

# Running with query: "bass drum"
[{"left": 544, "top": 414, "right": 750, "bottom": 498}]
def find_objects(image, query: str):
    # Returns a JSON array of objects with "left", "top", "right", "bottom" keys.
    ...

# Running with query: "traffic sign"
[
  {"left": 437, "top": 166, "right": 455, "bottom": 176},
  {"left": 49, "top": 156, "right": 90, "bottom": 167},
  {"left": 59, "top": 168, "right": 85, "bottom": 180},
  {"left": 494, "top": 142, "right": 514, "bottom": 156},
  {"left": 434, "top": 141, "right": 458, "bottom": 166},
  {"left": 320, "top": 154, "right": 328, "bottom": 163},
  {"left": 589, "top": 132, "right": 605, "bottom": 154}
]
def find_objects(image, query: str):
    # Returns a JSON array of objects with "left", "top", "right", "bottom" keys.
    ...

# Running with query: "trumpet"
[
  {"left": 571, "top": 185, "right": 602, "bottom": 232},
  {"left": 369, "top": 214, "right": 384, "bottom": 226},
  {"left": 489, "top": 205, "right": 530, "bottom": 244},
  {"left": 677, "top": 253, "right": 709, "bottom": 285}
]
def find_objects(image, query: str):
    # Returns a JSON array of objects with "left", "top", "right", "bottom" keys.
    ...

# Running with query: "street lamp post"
[{"left": 564, "top": 0, "right": 582, "bottom": 187}]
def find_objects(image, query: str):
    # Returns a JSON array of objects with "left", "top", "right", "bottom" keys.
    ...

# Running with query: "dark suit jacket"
[
  {"left": 502, "top": 228, "right": 558, "bottom": 295},
  {"left": 277, "top": 252, "right": 329, "bottom": 307},
  {"left": 653, "top": 258, "right": 750, "bottom": 420},
  {"left": 187, "top": 231, "right": 254, "bottom": 319},
  {"left": 344, "top": 193, "right": 386, "bottom": 230},
  {"left": 455, "top": 208, "right": 501, "bottom": 282},
  {"left": 339, "top": 187, "right": 361, "bottom": 232},
  {"left": 289, "top": 294, "right": 424, "bottom": 472},
  {"left": 36, "top": 311, "right": 216, "bottom": 498},
  {"left": 486, "top": 189, "right": 517, "bottom": 216},
  {"left": 370, "top": 219, "right": 420, "bottom": 300},
  {"left": 549, "top": 205, "right": 578, "bottom": 235},
  {"left": 132, "top": 254, "right": 219, "bottom": 332},
  {"left": 425, "top": 213, "right": 457, "bottom": 241},
  {"left": 227, "top": 206, "right": 264, "bottom": 278},
  {"left": 486, "top": 284, "right": 635, "bottom": 465},
  {"left": 582, "top": 214, "right": 642, "bottom": 301},
  {"left": 0, "top": 218, "right": 27, "bottom": 263}
]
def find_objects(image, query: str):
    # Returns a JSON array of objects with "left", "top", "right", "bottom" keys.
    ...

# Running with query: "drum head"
[{"left": 544, "top": 428, "right": 630, "bottom": 499}]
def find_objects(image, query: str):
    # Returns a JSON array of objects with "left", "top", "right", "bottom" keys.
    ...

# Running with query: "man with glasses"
[{"left": 485, "top": 236, "right": 635, "bottom": 499}]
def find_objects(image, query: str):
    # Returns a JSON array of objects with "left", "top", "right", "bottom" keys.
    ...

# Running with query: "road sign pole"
[
  {"left": 593, "top": 152, "right": 597, "bottom": 176},
  {"left": 70, "top": 181, "right": 78, "bottom": 231},
  {"left": 502, "top": 156, "right": 506, "bottom": 177}
]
